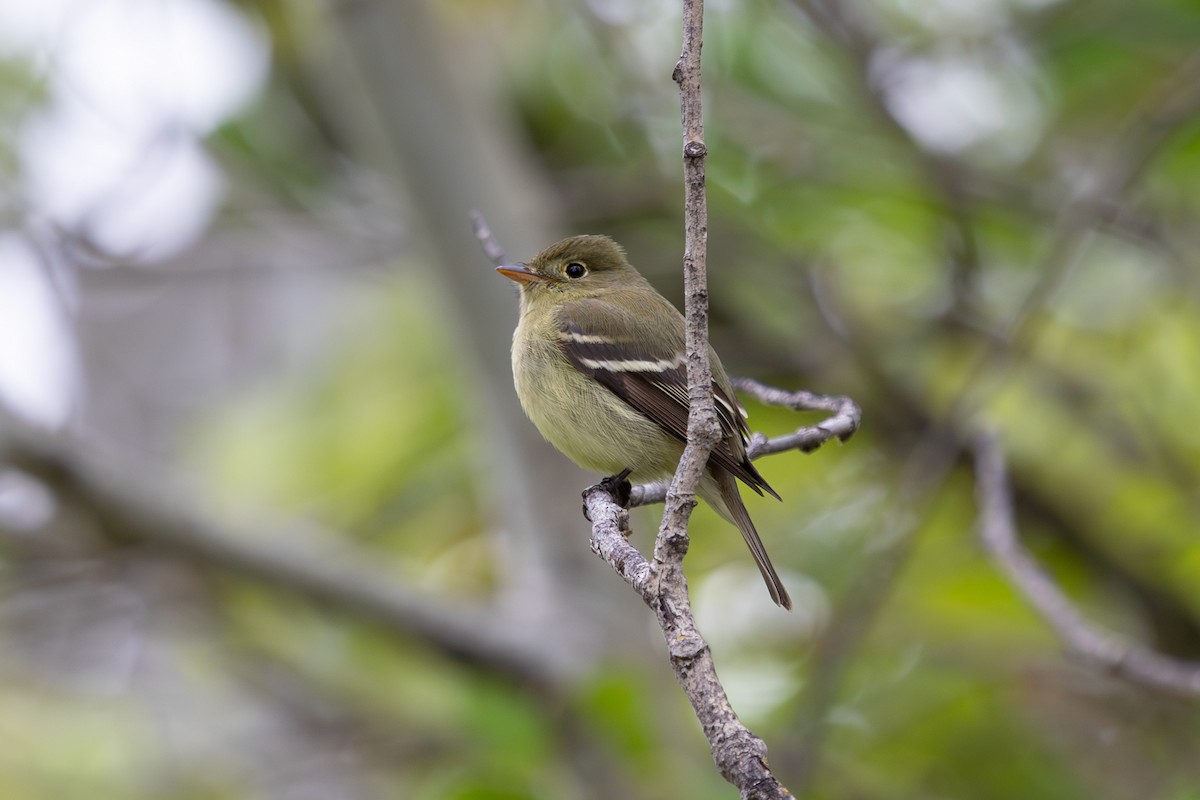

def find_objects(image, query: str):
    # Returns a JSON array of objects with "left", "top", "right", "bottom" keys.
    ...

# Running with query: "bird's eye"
[{"left": 565, "top": 262, "right": 587, "bottom": 279}]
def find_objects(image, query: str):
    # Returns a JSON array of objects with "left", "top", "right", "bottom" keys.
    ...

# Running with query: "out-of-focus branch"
[
  {"left": 326, "top": 0, "right": 619, "bottom": 634},
  {"left": 0, "top": 409, "right": 574, "bottom": 688},
  {"left": 781, "top": 37, "right": 1200, "bottom": 764},
  {"left": 793, "top": 2, "right": 1200, "bottom": 335},
  {"left": 973, "top": 432, "right": 1200, "bottom": 697},
  {"left": 469, "top": 209, "right": 508, "bottom": 267}
]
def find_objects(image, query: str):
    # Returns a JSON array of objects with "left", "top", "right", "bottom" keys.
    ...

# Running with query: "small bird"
[{"left": 497, "top": 235, "right": 791, "bottom": 609}]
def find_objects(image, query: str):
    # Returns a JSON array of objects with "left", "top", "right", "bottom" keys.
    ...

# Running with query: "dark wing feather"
[{"left": 557, "top": 298, "right": 778, "bottom": 499}]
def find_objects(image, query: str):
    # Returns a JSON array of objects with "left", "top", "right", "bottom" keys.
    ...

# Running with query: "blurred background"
[{"left": 1, "top": 0, "right": 1199, "bottom": 797}]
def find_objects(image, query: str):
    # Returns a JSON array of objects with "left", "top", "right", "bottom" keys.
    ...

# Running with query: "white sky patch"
[
  {"left": 0, "top": 0, "right": 268, "bottom": 421},
  {"left": 3, "top": 0, "right": 269, "bottom": 262},
  {"left": 19, "top": 97, "right": 225, "bottom": 260},
  {"left": 0, "top": 469, "right": 57, "bottom": 532},
  {"left": 47, "top": 0, "right": 269, "bottom": 134},
  {"left": 875, "top": 49, "right": 1045, "bottom": 166},
  {"left": 21, "top": 105, "right": 225, "bottom": 260},
  {"left": 0, "top": 235, "right": 78, "bottom": 425},
  {"left": 0, "top": 0, "right": 77, "bottom": 56}
]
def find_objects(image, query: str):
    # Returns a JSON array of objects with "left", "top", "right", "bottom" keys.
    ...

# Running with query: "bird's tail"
[{"left": 704, "top": 470, "right": 792, "bottom": 610}]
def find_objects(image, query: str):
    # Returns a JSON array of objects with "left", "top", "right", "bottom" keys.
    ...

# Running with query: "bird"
[{"left": 496, "top": 234, "right": 791, "bottom": 609}]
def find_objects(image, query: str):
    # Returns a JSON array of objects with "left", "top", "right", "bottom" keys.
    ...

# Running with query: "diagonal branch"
[
  {"left": 469, "top": 209, "right": 508, "bottom": 266},
  {"left": 0, "top": 409, "right": 574, "bottom": 688},
  {"left": 972, "top": 431, "right": 1200, "bottom": 697},
  {"left": 582, "top": 483, "right": 794, "bottom": 800}
]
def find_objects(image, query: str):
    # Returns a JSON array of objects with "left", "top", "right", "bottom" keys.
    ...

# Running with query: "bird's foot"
[{"left": 582, "top": 468, "right": 633, "bottom": 521}]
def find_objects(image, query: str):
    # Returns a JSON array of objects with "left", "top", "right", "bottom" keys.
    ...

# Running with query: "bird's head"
[{"left": 497, "top": 235, "right": 645, "bottom": 298}]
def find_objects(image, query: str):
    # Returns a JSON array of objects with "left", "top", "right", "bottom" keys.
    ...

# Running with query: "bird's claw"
[{"left": 581, "top": 468, "right": 633, "bottom": 520}]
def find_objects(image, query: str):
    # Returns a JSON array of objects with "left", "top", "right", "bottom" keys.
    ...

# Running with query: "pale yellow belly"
[{"left": 512, "top": 330, "right": 680, "bottom": 481}]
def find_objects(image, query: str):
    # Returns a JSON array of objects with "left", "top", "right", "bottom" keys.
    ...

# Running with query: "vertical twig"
[
  {"left": 659, "top": 1, "right": 719, "bottom": 554},
  {"left": 646, "top": 3, "right": 797, "bottom": 797}
]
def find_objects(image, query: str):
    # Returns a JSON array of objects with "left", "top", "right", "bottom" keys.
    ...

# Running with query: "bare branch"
[
  {"left": 628, "top": 380, "right": 861, "bottom": 508},
  {"left": 659, "top": 0, "right": 719, "bottom": 562},
  {"left": 731, "top": 377, "right": 861, "bottom": 456},
  {"left": 583, "top": 487, "right": 651, "bottom": 600},
  {"left": 583, "top": 486, "right": 793, "bottom": 800},
  {"left": 973, "top": 431, "right": 1200, "bottom": 697}
]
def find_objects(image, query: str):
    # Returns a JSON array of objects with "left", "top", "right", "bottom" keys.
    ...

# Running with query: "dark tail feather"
[
  {"left": 715, "top": 471, "right": 792, "bottom": 610},
  {"left": 732, "top": 452, "right": 782, "bottom": 501}
]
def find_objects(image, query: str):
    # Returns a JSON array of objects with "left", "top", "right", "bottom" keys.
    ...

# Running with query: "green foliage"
[{"left": 197, "top": 274, "right": 496, "bottom": 594}]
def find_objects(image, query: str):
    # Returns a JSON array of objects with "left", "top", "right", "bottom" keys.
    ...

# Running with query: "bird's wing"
[{"left": 557, "top": 297, "right": 778, "bottom": 498}]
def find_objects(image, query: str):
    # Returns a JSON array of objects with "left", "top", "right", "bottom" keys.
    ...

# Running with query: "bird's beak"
[{"left": 496, "top": 265, "right": 548, "bottom": 285}]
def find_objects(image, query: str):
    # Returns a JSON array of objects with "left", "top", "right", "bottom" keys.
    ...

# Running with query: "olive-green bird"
[{"left": 497, "top": 234, "right": 791, "bottom": 609}]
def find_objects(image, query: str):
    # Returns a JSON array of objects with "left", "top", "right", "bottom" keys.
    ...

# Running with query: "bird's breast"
[{"left": 510, "top": 318, "right": 678, "bottom": 479}]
